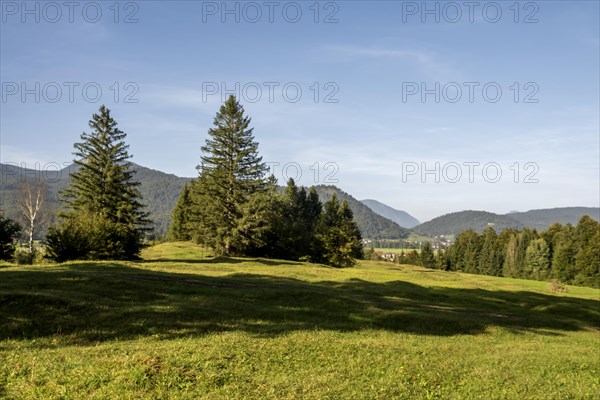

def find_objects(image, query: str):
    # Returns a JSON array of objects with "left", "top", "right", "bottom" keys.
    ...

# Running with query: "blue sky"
[{"left": 1, "top": 0, "right": 599, "bottom": 222}]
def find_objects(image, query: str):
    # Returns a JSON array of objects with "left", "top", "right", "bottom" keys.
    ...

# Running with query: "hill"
[
  {"left": 413, "top": 207, "right": 600, "bottom": 237},
  {"left": 360, "top": 199, "right": 420, "bottom": 228},
  {"left": 508, "top": 207, "right": 600, "bottom": 230},
  {"left": 0, "top": 241, "right": 598, "bottom": 399},
  {"left": 413, "top": 210, "right": 523, "bottom": 236},
  {"left": 313, "top": 185, "right": 410, "bottom": 239}
]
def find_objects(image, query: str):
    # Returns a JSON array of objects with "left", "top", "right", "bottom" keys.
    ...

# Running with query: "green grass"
[{"left": 1, "top": 242, "right": 599, "bottom": 399}]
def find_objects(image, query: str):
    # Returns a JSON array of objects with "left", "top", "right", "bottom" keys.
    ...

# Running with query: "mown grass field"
[{"left": 1, "top": 242, "right": 599, "bottom": 399}]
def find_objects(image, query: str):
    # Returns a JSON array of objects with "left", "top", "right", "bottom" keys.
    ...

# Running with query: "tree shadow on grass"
[
  {"left": 141, "top": 256, "right": 301, "bottom": 266},
  {"left": 0, "top": 263, "right": 598, "bottom": 345}
]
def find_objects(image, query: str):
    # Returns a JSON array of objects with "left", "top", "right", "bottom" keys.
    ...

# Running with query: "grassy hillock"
[{"left": 1, "top": 242, "right": 598, "bottom": 399}]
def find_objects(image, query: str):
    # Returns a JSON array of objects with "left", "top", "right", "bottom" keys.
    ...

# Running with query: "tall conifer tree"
[
  {"left": 46, "top": 106, "right": 150, "bottom": 261},
  {"left": 192, "top": 96, "right": 267, "bottom": 255}
]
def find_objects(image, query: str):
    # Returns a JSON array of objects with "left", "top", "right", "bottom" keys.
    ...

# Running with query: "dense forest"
[{"left": 391, "top": 216, "right": 600, "bottom": 288}]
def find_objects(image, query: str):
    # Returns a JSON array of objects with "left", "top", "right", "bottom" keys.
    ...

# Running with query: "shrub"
[
  {"left": 548, "top": 280, "right": 568, "bottom": 293},
  {"left": 45, "top": 212, "right": 144, "bottom": 262},
  {"left": 0, "top": 214, "right": 21, "bottom": 261}
]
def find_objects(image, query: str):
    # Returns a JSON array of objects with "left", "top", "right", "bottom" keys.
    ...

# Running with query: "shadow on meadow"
[
  {"left": 1, "top": 263, "right": 598, "bottom": 344},
  {"left": 140, "top": 256, "right": 301, "bottom": 266}
]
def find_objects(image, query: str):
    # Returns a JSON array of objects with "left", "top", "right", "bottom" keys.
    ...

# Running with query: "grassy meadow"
[{"left": 1, "top": 241, "right": 599, "bottom": 399}]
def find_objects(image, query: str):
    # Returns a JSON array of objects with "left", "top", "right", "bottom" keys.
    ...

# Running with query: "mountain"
[
  {"left": 130, "top": 165, "right": 192, "bottom": 234},
  {"left": 313, "top": 186, "right": 410, "bottom": 239},
  {"left": 413, "top": 211, "right": 523, "bottom": 236},
  {"left": 413, "top": 207, "right": 600, "bottom": 237},
  {"left": 508, "top": 207, "right": 600, "bottom": 230},
  {"left": 0, "top": 163, "right": 191, "bottom": 238},
  {"left": 360, "top": 199, "right": 420, "bottom": 228},
  {"left": 1, "top": 164, "right": 407, "bottom": 240}
]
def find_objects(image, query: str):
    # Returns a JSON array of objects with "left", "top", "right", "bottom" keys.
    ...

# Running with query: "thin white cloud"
[
  {"left": 338, "top": 47, "right": 433, "bottom": 64},
  {"left": 327, "top": 45, "right": 433, "bottom": 64}
]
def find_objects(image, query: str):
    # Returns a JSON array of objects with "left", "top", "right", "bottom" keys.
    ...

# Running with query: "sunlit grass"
[{"left": 1, "top": 242, "right": 598, "bottom": 399}]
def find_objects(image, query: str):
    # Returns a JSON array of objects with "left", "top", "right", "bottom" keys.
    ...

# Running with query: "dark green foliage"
[
  {"left": 524, "top": 238, "right": 551, "bottom": 280},
  {"left": 551, "top": 224, "right": 576, "bottom": 282},
  {"left": 436, "top": 248, "right": 451, "bottom": 271},
  {"left": 177, "top": 98, "right": 363, "bottom": 268},
  {"left": 190, "top": 96, "right": 268, "bottom": 255},
  {"left": 573, "top": 216, "right": 600, "bottom": 287},
  {"left": 445, "top": 216, "right": 600, "bottom": 288},
  {"left": 478, "top": 227, "right": 503, "bottom": 276},
  {"left": 267, "top": 179, "right": 323, "bottom": 261},
  {"left": 0, "top": 212, "right": 21, "bottom": 260},
  {"left": 45, "top": 211, "right": 144, "bottom": 262},
  {"left": 46, "top": 106, "right": 150, "bottom": 261},
  {"left": 420, "top": 242, "right": 436, "bottom": 268},
  {"left": 168, "top": 184, "right": 193, "bottom": 241},
  {"left": 316, "top": 196, "right": 363, "bottom": 268},
  {"left": 401, "top": 250, "right": 420, "bottom": 265},
  {"left": 451, "top": 230, "right": 481, "bottom": 273}
]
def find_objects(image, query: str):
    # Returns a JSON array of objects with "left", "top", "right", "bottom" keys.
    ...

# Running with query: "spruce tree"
[
  {"left": 420, "top": 241, "right": 436, "bottom": 268},
  {"left": 46, "top": 105, "right": 150, "bottom": 260},
  {"left": 453, "top": 230, "right": 480, "bottom": 273},
  {"left": 192, "top": 96, "right": 268, "bottom": 255},
  {"left": 503, "top": 234, "right": 518, "bottom": 277},
  {"left": 316, "top": 196, "right": 362, "bottom": 267},
  {"left": 513, "top": 229, "right": 537, "bottom": 278},
  {"left": 551, "top": 225, "right": 576, "bottom": 282},
  {"left": 524, "top": 238, "right": 550, "bottom": 280},
  {"left": 573, "top": 216, "right": 600, "bottom": 287},
  {"left": 338, "top": 200, "right": 363, "bottom": 260},
  {"left": 478, "top": 226, "right": 502, "bottom": 276},
  {"left": 168, "top": 183, "right": 192, "bottom": 241}
]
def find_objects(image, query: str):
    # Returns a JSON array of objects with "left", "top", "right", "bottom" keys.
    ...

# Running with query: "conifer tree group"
[
  {"left": 439, "top": 216, "right": 600, "bottom": 287},
  {"left": 31, "top": 97, "right": 596, "bottom": 279},
  {"left": 170, "top": 96, "right": 363, "bottom": 267}
]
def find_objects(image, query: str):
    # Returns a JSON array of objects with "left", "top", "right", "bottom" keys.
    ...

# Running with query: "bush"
[
  {"left": 0, "top": 214, "right": 21, "bottom": 261},
  {"left": 14, "top": 249, "right": 34, "bottom": 265},
  {"left": 45, "top": 212, "right": 144, "bottom": 262}
]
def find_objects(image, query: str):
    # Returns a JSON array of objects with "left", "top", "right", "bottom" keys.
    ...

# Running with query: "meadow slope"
[{"left": 1, "top": 242, "right": 599, "bottom": 399}]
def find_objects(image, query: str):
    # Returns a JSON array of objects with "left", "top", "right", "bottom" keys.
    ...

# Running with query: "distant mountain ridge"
[
  {"left": 509, "top": 207, "right": 600, "bottom": 230},
  {"left": 413, "top": 211, "right": 523, "bottom": 236},
  {"left": 360, "top": 199, "right": 420, "bottom": 228},
  {"left": 2, "top": 163, "right": 597, "bottom": 239},
  {"left": 1, "top": 163, "right": 409, "bottom": 240},
  {"left": 413, "top": 208, "right": 600, "bottom": 236}
]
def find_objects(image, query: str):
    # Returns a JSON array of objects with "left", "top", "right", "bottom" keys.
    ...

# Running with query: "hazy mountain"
[
  {"left": 413, "top": 211, "right": 524, "bottom": 236},
  {"left": 360, "top": 199, "right": 420, "bottom": 228},
  {"left": 508, "top": 207, "right": 600, "bottom": 230},
  {"left": 413, "top": 207, "right": 600, "bottom": 236},
  {"left": 313, "top": 186, "right": 410, "bottom": 239}
]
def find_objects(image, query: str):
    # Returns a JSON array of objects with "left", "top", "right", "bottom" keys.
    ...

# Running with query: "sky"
[{"left": 1, "top": 0, "right": 599, "bottom": 222}]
